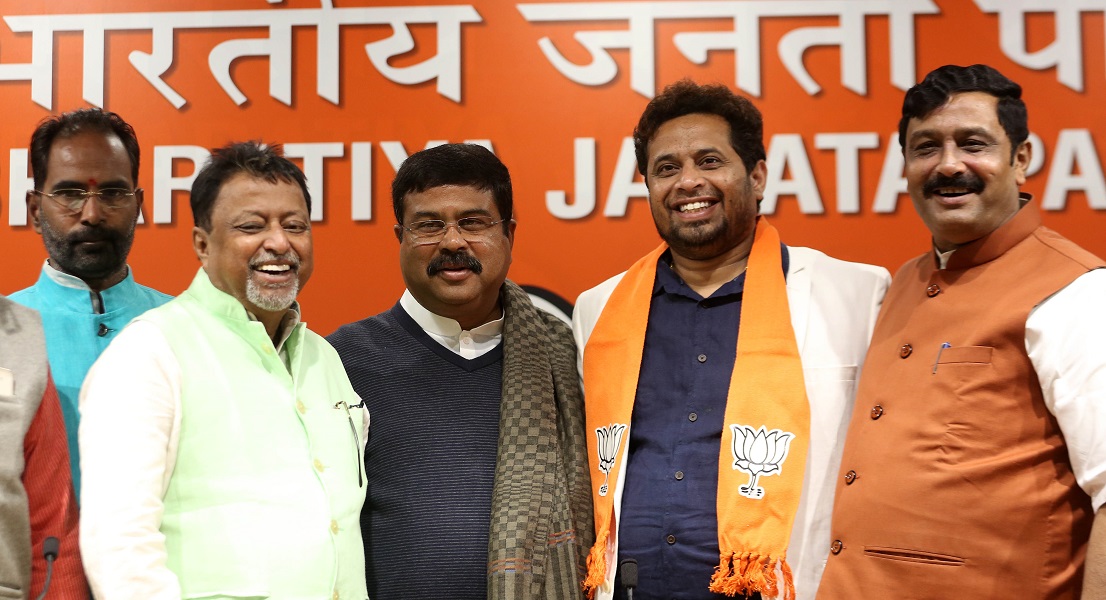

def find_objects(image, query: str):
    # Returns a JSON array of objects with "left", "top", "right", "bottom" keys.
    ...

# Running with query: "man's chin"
[
  {"left": 661, "top": 225, "right": 726, "bottom": 252},
  {"left": 246, "top": 281, "right": 299, "bottom": 313},
  {"left": 251, "top": 296, "right": 298, "bottom": 313}
]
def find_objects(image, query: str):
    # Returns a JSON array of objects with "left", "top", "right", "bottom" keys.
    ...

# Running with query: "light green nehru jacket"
[{"left": 139, "top": 269, "right": 367, "bottom": 600}]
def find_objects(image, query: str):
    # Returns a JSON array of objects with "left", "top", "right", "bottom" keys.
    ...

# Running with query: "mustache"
[
  {"left": 923, "top": 172, "right": 984, "bottom": 196},
  {"left": 427, "top": 250, "right": 483, "bottom": 276},
  {"left": 250, "top": 249, "right": 300, "bottom": 269},
  {"left": 66, "top": 227, "right": 122, "bottom": 245},
  {"left": 672, "top": 184, "right": 723, "bottom": 204}
]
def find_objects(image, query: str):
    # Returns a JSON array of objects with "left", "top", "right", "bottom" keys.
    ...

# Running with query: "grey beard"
[{"left": 246, "top": 275, "right": 299, "bottom": 312}]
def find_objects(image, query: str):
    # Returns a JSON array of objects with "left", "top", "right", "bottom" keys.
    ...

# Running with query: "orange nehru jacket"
[{"left": 819, "top": 202, "right": 1104, "bottom": 599}]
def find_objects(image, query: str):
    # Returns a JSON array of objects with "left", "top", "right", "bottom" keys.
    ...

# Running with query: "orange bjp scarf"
[{"left": 582, "top": 217, "right": 809, "bottom": 599}]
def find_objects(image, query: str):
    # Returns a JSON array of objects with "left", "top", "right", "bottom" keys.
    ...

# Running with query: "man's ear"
[
  {"left": 1013, "top": 140, "right": 1031, "bottom": 186},
  {"left": 27, "top": 191, "right": 43, "bottom": 234},
  {"left": 192, "top": 226, "right": 210, "bottom": 265},
  {"left": 749, "top": 159, "right": 768, "bottom": 198}
]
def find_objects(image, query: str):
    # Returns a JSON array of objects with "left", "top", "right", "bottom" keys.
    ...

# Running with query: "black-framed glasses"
[
  {"left": 400, "top": 217, "right": 509, "bottom": 245},
  {"left": 33, "top": 188, "right": 139, "bottom": 213}
]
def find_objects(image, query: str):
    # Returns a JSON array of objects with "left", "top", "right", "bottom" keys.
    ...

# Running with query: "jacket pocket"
[
  {"left": 863, "top": 546, "right": 965, "bottom": 566},
  {"left": 935, "top": 345, "right": 993, "bottom": 366}
]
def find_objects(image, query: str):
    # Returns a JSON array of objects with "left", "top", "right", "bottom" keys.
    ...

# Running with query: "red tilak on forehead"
[{"left": 87, "top": 178, "right": 98, "bottom": 186}]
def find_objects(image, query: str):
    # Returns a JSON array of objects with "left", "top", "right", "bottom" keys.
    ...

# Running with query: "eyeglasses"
[
  {"left": 33, "top": 188, "right": 139, "bottom": 212},
  {"left": 400, "top": 217, "right": 509, "bottom": 245}
]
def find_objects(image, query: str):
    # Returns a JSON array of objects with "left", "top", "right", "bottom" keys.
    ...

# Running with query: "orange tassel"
[
  {"left": 781, "top": 559, "right": 796, "bottom": 600},
  {"left": 710, "top": 553, "right": 794, "bottom": 598},
  {"left": 709, "top": 553, "right": 735, "bottom": 594},
  {"left": 582, "top": 529, "right": 610, "bottom": 599}
]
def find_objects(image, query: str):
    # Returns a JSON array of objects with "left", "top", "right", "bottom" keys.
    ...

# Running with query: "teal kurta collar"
[{"left": 35, "top": 261, "right": 143, "bottom": 314}]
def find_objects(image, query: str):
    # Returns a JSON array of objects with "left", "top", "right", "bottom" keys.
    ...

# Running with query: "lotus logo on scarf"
[
  {"left": 730, "top": 425, "right": 794, "bottom": 500},
  {"left": 594, "top": 423, "right": 627, "bottom": 496}
]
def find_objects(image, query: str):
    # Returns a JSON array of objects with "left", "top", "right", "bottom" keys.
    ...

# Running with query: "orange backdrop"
[{"left": 1, "top": 0, "right": 1103, "bottom": 334}]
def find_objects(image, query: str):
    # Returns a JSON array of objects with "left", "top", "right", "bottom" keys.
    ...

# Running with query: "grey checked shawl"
[{"left": 488, "top": 281, "right": 594, "bottom": 600}]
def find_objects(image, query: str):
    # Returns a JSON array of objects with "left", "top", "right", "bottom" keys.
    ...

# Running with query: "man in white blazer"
[{"left": 572, "top": 80, "right": 890, "bottom": 600}]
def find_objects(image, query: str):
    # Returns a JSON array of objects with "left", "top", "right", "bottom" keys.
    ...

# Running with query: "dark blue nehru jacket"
[{"left": 615, "top": 247, "right": 788, "bottom": 600}]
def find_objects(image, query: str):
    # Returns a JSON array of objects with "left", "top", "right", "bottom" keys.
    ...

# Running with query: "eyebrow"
[
  {"left": 651, "top": 146, "right": 725, "bottom": 166},
  {"left": 908, "top": 126, "right": 996, "bottom": 143},
  {"left": 51, "top": 179, "right": 131, "bottom": 190},
  {"left": 231, "top": 209, "right": 308, "bottom": 221},
  {"left": 409, "top": 208, "right": 494, "bottom": 221}
]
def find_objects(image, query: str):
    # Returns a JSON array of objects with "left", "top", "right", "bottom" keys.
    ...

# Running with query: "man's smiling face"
[
  {"left": 395, "top": 184, "right": 514, "bottom": 330},
  {"left": 193, "top": 172, "right": 313, "bottom": 322},
  {"left": 644, "top": 113, "right": 765, "bottom": 262},
  {"left": 904, "top": 91, "right": 1030, "bottom": 251}
]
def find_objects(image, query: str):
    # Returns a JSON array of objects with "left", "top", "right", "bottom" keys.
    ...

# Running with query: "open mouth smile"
[
  {"left": 933, "top": 187, "right": 973, "bottom": 198},
  {"left": 251, "top": 262, "right": 298, "bottom": 284},
  {"left": 672, "top": 197, "right": 719, "bottom": 217}
]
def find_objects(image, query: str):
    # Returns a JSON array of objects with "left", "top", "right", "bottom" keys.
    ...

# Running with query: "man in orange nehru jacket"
[
  {"left": 818, "top": 64, "right": 1106, "bottom": 599},
  {"left": 573, "top": 80, "right": 890, "bottom": 600}
]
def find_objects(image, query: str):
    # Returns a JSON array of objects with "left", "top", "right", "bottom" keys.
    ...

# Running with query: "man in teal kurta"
[
  {"left": 78, "top": 141, "right": 367, "bottom": 599},
  {"left": 13, "top": 108, "right": 171, "bottom": 497}
]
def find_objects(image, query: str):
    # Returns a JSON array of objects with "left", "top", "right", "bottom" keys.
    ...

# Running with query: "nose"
[
  {"left": 79, "top": 195, "right": 106, "bottom": 226},
  {"left": 437, "top": 222, "right": 469, "bottom": 251},
  {"left": 674, "top": 163, "right": 705, "bottom": 192},
  {"left": 935, "top": 142, "right": 966, "bottom": 177},
  {"left": 262, "top": 225, "right": 292, "bottom": 254}
]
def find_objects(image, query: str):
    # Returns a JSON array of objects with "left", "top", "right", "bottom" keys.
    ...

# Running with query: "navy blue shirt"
[{"left": 616, "top": 247, "right": 788, "bottom": 600}]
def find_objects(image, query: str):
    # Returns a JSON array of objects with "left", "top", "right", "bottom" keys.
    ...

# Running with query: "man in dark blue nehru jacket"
[{"left": 327, "top": 143, "right": 593, "bottom": 600}]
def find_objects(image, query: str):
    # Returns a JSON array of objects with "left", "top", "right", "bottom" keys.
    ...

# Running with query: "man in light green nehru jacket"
[{"left": 78, "top": 141, "right": 368, "bottom": 599}]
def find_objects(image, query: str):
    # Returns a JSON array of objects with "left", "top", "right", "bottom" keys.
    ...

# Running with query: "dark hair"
[
  {"left": 30, "top": 108, "right": 140, "bottom": 189},
  {"left": 190, "top": 141, "right": 311, "bottom": 230},
  {"left": 899, "top": 64, "right": 1028, "bottom": 161},
  {"left": 633, "top": 79, "right": 765, "bottom": 176},
  {"left": 391, "top": 143, "right": 512, "bottom": 232}
]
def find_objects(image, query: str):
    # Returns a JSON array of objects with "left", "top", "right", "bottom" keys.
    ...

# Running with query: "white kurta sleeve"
[
  {"left": 1027, "top": 268, "right": 1106, "bottom": 512},
  {"left": 78, "top": 320, "right": 183, "bottom": 599}
]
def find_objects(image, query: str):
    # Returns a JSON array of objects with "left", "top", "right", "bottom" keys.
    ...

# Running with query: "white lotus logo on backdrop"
[
  {"left": 730, "top": 425, "right": 795, "bottom": 500},
  {"left": 595, "top": 423, "right": 627, "bottom": 496}
]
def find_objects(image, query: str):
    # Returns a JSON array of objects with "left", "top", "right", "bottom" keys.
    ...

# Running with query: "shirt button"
[
  {"left": 296, "top": 400, "right": 306, "bottom": 414},
  {"left": 675, "top": 471, "right": 684, "bottom": 481},
  {"left": 899, "top": 343, "right": 912, "bottom": 358},
  {"left": 333, "top": 591, "right": 340, "bottom": 600},
  {"left": 314, "top": 458, "right": 325, "bottom": 472},
  {"left": 461, "top": 337, "right": 472, "bottom": 345},
  {"left": 870, "top": 405, "right": 884, "bottom": 420},
  {"left": 97, "top": 323, "right": 110, "bottom": 337},
  {"left": 688, "top": 412, "right": 698, "bottom": 422},
  {"left": 926, "top": 284, "right": 941, "bottom": 298},
  {"left": 697, "top": 354, "right": 707, "bottom": 363},
  {"left": 831, "top": 540, "right": 843, "bottom": 554},
  {"left": 844, "top": 470, "right": 857, "bottom": 485},
  {"left": 330, "top": 519, "right": 339, "bottom": 534},
  {"left": 666, "top": 534, "right": 676, "bottom": 545}
]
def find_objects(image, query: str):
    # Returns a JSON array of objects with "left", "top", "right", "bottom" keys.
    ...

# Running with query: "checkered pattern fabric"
[{"left": 488, "top": 281, "right": 594, "bottom": 600}]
